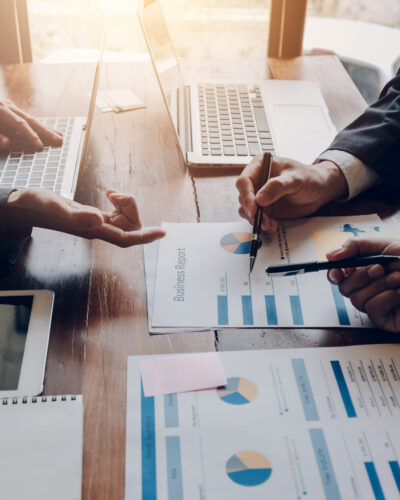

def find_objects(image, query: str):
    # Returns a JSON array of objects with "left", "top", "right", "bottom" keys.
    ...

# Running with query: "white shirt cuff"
[{"left": 316, "top": 150, "right": 381, "bottom": 201}]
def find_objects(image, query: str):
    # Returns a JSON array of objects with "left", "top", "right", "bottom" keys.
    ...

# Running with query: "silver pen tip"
[{"left": 250, "top": 257, "right": 255, "bottom": 273}]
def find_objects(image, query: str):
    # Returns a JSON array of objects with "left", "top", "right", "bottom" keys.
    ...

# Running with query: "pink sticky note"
[{"left": 140, "top": 352, "right": 227, "bottom": 397}]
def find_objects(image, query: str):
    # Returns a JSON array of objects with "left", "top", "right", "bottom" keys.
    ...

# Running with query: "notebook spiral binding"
[{"left": 2, "top": 395, "right": 77, "bottom": 405}]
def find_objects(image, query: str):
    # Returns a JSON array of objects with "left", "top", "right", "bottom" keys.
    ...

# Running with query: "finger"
[
  {"left": 365, "top": 289, "right": 400, "bottom": 322},
  {"left": 326, "top": 238, "right": 395, "bottom": 261},
  {"left": 6, "top": 101, "right": 63, "bottom": 146},
  {"left": 69, "top": 210, "right": 104, "bottom": 229},
  {"left": 236, "top": 176, "right": 257, "bottom": 219},
  {"left": 260, "top": 211, "right": 271, "bottom": 232},
  {"left": 236, "top": 156, "right": 263, "bottom": 219},
  {"left": 238, "top": 206, "right": 251, "bottom": 223},
  {"left": 255, "top": 173, "right": 301, "bottom": 207},
  {"left": 90, "top": 225, "right": 166, "bottom": 248},
  {"left": 327, "top": 268, "right": 345, "bottom": 284},
  {"left": 348, "top": 271, "right": 400, "bottom": 312},
  {"left": 338, "top": 266, "right": 384, "bottom": 298},
  {"left": 0, "top": 107, "right": 44, "bottom": 151},
  {"left": 106, "top": 188, "right": 118, "bottom": 196},
  {"left": 238, "top": 194, "right": 254, "bottom": 221},
  {"left": 367, "top": 264, "right": 386, "bottom": 279},
  {"left": 13, "top": 117, "right": 44, "bottom": 150},
  {"left": 107, "top": 192, "right": 142, "bottom": 230},
  {"left": 343, "top": 267, "right": 356, "bottom": 277},
  {"left": 0, "top": 134, "right": 10, "bottom": 152}
]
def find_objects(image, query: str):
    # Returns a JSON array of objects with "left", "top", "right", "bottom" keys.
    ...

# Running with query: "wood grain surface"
[{"left": 0, "top": 56, "right": 398, "bottom": 499}]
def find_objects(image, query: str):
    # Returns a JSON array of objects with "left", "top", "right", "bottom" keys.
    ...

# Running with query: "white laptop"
[
  {"left": 0, "top": 15, "right": 108, "bottom": 199},
  {"left": 138, "top": 0, "right": 337, "bottom": 168}
]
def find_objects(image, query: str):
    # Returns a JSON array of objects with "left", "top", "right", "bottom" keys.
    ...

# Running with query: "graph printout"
[
  {"left": 151, "top": 215, "right": 389, "bottom": 329},
  {"left": 125, "top": 345, "right": 400, "bottom": 500}
]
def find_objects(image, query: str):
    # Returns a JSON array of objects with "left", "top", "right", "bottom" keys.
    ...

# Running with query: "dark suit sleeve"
[
  {"left": 328, "top": 69, "right": 400, "bottom": 198},
  {"left": 0, "top": 188, "right": 32, "bottom": 274}
]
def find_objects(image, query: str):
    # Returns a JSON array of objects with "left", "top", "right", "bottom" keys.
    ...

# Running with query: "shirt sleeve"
[
  {"left": 0, "top": 188, "right": 32, "bottom": 274},
  {"left": 316, "top": 149, "right": 381, "bottom": 201}
]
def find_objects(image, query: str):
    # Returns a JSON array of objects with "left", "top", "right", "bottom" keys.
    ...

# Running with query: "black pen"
[
  {"left": 265, "top": 255, "right": 400, "bottom": 276},
  {"left": 249, "top": 152, "right": 273, "bottom": 273}
]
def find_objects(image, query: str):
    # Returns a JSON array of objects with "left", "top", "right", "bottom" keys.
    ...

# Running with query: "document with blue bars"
[
  {"left": 151, "top": 215, "right": 393, "bottom": 329},
  {"left": 125, "top": 345, "right": 400, "bottom": 499}
]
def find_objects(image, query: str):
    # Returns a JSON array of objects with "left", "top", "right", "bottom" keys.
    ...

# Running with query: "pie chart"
[
  {"left": 220, "top": 232, "right": 261, "bottom": 255},
  {"left": 217, "top": 377, "right": 258, "bottom": 405},
  {"left": 226, "top": 451, "right": 272, "bottom": 486}
]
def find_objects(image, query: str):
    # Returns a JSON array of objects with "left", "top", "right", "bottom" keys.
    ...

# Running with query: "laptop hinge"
[{"left": 184, "top": 85, "right": 193, "bottom": 152}]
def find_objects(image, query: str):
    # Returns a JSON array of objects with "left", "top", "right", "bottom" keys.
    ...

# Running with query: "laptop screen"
[
  {"left": 0, "top": 295, "right": 32, "bottom": 391},
  {"left": 139, "top": 0, "right": 187, "bottom": 156}
]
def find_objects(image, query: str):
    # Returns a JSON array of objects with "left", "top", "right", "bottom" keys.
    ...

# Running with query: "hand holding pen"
[
  {"left": 326, "top": 238, "right": 400, "bottom": 332},
  {"left": 266, "top": 255, "right": 400, "bottom": 276}
]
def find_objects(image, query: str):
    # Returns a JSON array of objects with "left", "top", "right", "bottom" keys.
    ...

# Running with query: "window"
[{"left": 305, "top": 0, "right": 400, "bottom": 101}]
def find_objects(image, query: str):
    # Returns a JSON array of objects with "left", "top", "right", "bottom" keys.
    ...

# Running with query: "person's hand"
[
  {"left": 236, "top": 155, "right": 348, "bottom": 232},
  {"left": 6, "top": 188, "right": 166, "bottom": 247},
  {"left": 327, "top": 238, "right": 400, "bottom": 332},
  {"left": 0, "top": 98, "right": 63, "bottom": 152}
]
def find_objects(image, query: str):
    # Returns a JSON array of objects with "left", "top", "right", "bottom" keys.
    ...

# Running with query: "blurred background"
[
  {"left": 27, "top": 0, "right": 400, "bottom": 58},
  {"left": 14, "top": 0, "right": 400, "bottom": 102}
]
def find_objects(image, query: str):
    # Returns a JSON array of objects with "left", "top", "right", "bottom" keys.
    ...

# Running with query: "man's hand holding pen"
[{"left": 236, "top": 155, "right": 348, "bottom": 233}]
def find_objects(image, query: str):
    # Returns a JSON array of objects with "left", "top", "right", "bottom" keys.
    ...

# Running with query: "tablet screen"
[{"left": 0, "top": 296, "right": 33, "bottom": 390}]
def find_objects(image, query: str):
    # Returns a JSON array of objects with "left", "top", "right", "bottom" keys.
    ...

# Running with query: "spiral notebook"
[{"left": 0, "top": 395, "right": 83, "bottom": 500}]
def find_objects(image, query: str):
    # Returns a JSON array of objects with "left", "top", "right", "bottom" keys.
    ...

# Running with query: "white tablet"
[{"left": 0, "top": 290, "right": 54, "bottom": 398}]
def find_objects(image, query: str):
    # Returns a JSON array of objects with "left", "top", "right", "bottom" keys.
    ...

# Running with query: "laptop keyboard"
[
  {"left": 198, "top": 83, "right": 275, "bottom": 157},
  {"left": 0, "top": 117, "right": 75, "bottom": 194}
]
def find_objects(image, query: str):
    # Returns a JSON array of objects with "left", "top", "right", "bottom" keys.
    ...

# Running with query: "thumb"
[
  {"left": 0, "top": 134, "right": 10, "bottom": 152},
  {"left": 255, "top": 173, "right": 301, "bottom": 207},
  {"left": 326, "top": 238, "right": 392, "bottom": 261},
  {"left": 70, "top": 209, "right": 104, "bottom": 229}
]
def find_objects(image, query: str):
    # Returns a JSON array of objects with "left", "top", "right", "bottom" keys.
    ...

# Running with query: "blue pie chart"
[
  {"left": 220, "top": 232, "right": 261, "bottom": 255},
  {"left": 217, "top": 377, "right": 258, "bottom": 405},
  {"left": 226, "top": 451, "right": 272, "bottom": 486}
]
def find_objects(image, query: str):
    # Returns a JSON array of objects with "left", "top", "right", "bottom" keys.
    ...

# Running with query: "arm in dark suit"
[
  {"left": 329, "top": 69, "right": 400, "bottom": 196},
  {"left": 0, "top": 188, "right": 32, "bottom": 274}
]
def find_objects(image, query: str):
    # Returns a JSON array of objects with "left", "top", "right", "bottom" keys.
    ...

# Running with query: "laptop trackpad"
[
  {"left": 272, "top": 104, "right": 333, "bottom": 163},
  {"left": 275, "top": 104, "right": 326, "bottom": 131}
]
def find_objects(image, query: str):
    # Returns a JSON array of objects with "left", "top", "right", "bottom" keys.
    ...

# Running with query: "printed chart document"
[
  {"left": 152, "top": 215, "right": 390, "bottom": 329},
  {"left": 125, "top": 345, "right": 400, "bottom": 500},
  {"left": 144, "top": 242, "right": 208, "bottom": 334}
]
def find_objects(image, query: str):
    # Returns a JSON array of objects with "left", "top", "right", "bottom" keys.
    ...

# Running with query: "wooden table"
[{"left": 1, "top": 55, "right": 399, "bottom": 499}]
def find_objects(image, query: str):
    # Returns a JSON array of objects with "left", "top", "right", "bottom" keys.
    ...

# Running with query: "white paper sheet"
[
  {"left": 125, "top": 345, "right": 400, "bottom": 499},
  {"left": 0, "top": 396, "right": 83, "bottom": 500},
  {"left": 152, "top": 216, "right": 387, "bottom": 329},
  {"left": 93, "top": 88, "right": 146, "bottom": 113},
  {"left": 144, "top": 242, "right": 209, "bottom": 334}
]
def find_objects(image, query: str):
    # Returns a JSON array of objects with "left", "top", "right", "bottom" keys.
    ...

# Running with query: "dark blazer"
[
  {"left": 0, "top": 188, "right": 32, "bottom": 274},
  {"left": 329, "top": 68, "right": 400, "bottom": 196}
]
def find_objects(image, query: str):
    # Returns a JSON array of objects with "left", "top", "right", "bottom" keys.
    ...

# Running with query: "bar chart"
[{"left": 217, "top": 273, "right": 308, "bottom": 327}]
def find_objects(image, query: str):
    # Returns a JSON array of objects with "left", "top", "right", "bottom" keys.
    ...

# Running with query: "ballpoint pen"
[
  {"left": 265, "top": 255, "right": 400, "bottom": 276},
  {"left": 249, "top": 152, "right": 273, "bottom": 273}
]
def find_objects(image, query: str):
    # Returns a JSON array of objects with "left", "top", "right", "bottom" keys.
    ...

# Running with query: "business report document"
[
  {"left": 125, "top": 345, "right": 400, "bottom": 500},
  {"left": 152, "top": 215, "right": 391, "bottom": 329}
]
